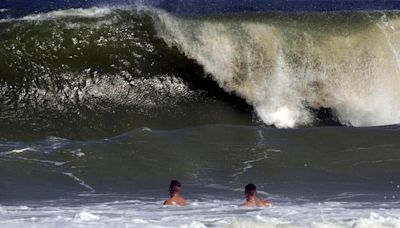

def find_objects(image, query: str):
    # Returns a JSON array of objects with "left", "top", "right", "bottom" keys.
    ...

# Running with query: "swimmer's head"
[
  {"left": 245, "top": 183, "right": 257, "bottom": 198},
  {"left": 169, "top": 180, "right": 182, "bottom": 195}
]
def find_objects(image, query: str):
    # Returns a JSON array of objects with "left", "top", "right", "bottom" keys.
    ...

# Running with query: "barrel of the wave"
[{"left": 0, "top": 7, "right": 256, "bottom": 140}]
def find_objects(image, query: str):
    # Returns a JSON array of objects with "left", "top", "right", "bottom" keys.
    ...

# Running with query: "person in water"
[
  {"left": 163, "top": 180, "right": 187, "bottom": 206},
  {"left": 240, "top": 183, "right": 272, "bottom": 207}
]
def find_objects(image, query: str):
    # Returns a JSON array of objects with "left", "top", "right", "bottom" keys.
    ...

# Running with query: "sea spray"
[{"left": 153, "top": 11, "right": 400, "bottom": 127}]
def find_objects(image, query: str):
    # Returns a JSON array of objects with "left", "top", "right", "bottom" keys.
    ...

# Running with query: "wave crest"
[
  {"left": 154, "top": 11, "right": 400, "bottom": 127},
  {"left": 20, "top": 7, "right": 112, "bottom": 21}
]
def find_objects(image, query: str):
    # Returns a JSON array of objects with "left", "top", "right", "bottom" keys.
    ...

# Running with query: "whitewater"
[
  {"left": 2, "top": 199, "right": 400, "bottom": 228},
  {"left": 153, "top": 10, "right": 400, "bottom": 128}
]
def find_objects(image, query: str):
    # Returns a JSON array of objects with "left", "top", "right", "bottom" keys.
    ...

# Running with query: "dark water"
[
  {"left": 0, "top": 9, "right": 255, "bottom": 140},
  {"left": 2, "top": 125, "right": 400, "bottom": 202},
  {"left": 1, "top": 1, "right": 400, "bottom": 206}
]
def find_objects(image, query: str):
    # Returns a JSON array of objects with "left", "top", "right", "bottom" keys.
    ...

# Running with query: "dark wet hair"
[
  {"left": 245, "top": 183, "right": 257, "bottom": 195},
  {"left": 169, "top": 180, "right": 182, "bottom": 193}
]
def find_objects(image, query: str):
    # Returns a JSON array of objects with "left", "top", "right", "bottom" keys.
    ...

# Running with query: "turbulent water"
[
  {"left": 1, "top": 2, "right": 400, "bottom": 227},
  {"left": 155, "top": 11, "right": 400, "bottom": 128}
]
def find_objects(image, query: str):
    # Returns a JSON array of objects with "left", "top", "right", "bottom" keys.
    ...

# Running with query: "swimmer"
[
  {"left": 163, "top": 180, "right": 187, "bottom": 206},
  {"left": 240, "top": 183, "right": 272, "bottom": 207}
]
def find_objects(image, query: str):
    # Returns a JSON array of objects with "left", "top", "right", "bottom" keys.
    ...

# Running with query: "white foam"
[
  {"left": 69, "top": 149, "right": 85, "bottom": 157},
  {"left": 180, "top": 221, "right": 207, "bottom": 228},
  {"left": 232, "top": 151, "right": 269, "bottom": 177},
  {"left": 1, "top": 148, "right": 36, "bottom": 156},
  {"left": 153, "top": 11, "right": 400, "bottom": 128},
  {"left": 0, "top": 9, "right": 9, "bottom": 13},
  {"left": 0, "top": 200, "right": 399, "bottom": 228},
  {"left": 10, "top": 156, "right": 68, "bottom": 166},
  {"left": 62, "top": 172, "right": 95, "bottom": 192},
  {"left": 20, "top": 7, "right": 112, "bottom": 21},
  {"left": 74, "top": 212, "right": 100, "bottom": 221}
]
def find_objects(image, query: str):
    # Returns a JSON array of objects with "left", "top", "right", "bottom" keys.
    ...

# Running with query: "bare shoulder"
[
  {"left": 177, "top": 197, "right": 187, "bottom": 206},
  {"left": 260, "top": 200, "right": 272, "bottom": 207},
  {"left": 164, "top": 197, "right": 186, "bottom": 206},
  {"left": 163, "top": 199, "right": 176, "bottom": 205}
]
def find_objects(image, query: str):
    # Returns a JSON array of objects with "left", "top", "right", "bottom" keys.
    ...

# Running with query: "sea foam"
[
  {"left": 0, "top": 200, "right": 399, "bottom": 228},
  {"left": 153, "top": 10, "right": 400, "bottom": 128}
]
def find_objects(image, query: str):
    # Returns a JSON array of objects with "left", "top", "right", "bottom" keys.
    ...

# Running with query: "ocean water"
[{"left": 1, "top": 0, "right": 400, "bottom": 227}]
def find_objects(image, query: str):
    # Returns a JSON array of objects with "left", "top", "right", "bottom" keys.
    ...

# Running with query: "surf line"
[{"left": 62, "top": 172, "right": 95, "bottom": 192}]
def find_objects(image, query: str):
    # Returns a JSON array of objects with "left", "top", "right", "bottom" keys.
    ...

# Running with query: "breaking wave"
[
  {"left": 154, "top": 11, "right": 400, "bottom": 127},
  {"left": 1, "top": 6, "right": 400, "bottom": 140},
  {"left": 20, "top": 7, "right": 112, "bottom": 21}
]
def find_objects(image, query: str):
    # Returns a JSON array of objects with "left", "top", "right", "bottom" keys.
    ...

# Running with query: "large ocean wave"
[
  {"left": 154, "top": 10, "right": 400, "bottom": 128},
  {"left": 0, "top": 7, "right": 252, "bottom": 140},
  {"left": 1, "top": 7, "right": 400, "bottom": 140}
]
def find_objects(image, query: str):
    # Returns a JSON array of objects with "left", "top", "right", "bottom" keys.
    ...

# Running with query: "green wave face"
[
  {"left": 0, "top": 9, "right": 253, "bottom": 140},
  {"left": 1, "top": 125, "right": 400, "bottom": 201}
]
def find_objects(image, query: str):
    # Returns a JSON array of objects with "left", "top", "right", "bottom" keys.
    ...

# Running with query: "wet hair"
[
  {"left": 245, "top": 183, "right": 257, "bottom": 195},
  {"left": 169, "top": 180, "right": 182, "bottom": 193}
]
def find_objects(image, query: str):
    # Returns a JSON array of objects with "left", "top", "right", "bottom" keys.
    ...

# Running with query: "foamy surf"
[
  {"left": 0, "top": 199, "right": 400, "bottom": 228},
  {"left": 153, "top": 10, "right": 400, "bottom": 128},
  {"left": 19, "top": 7, "right": 113, "bottom": 21}
]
